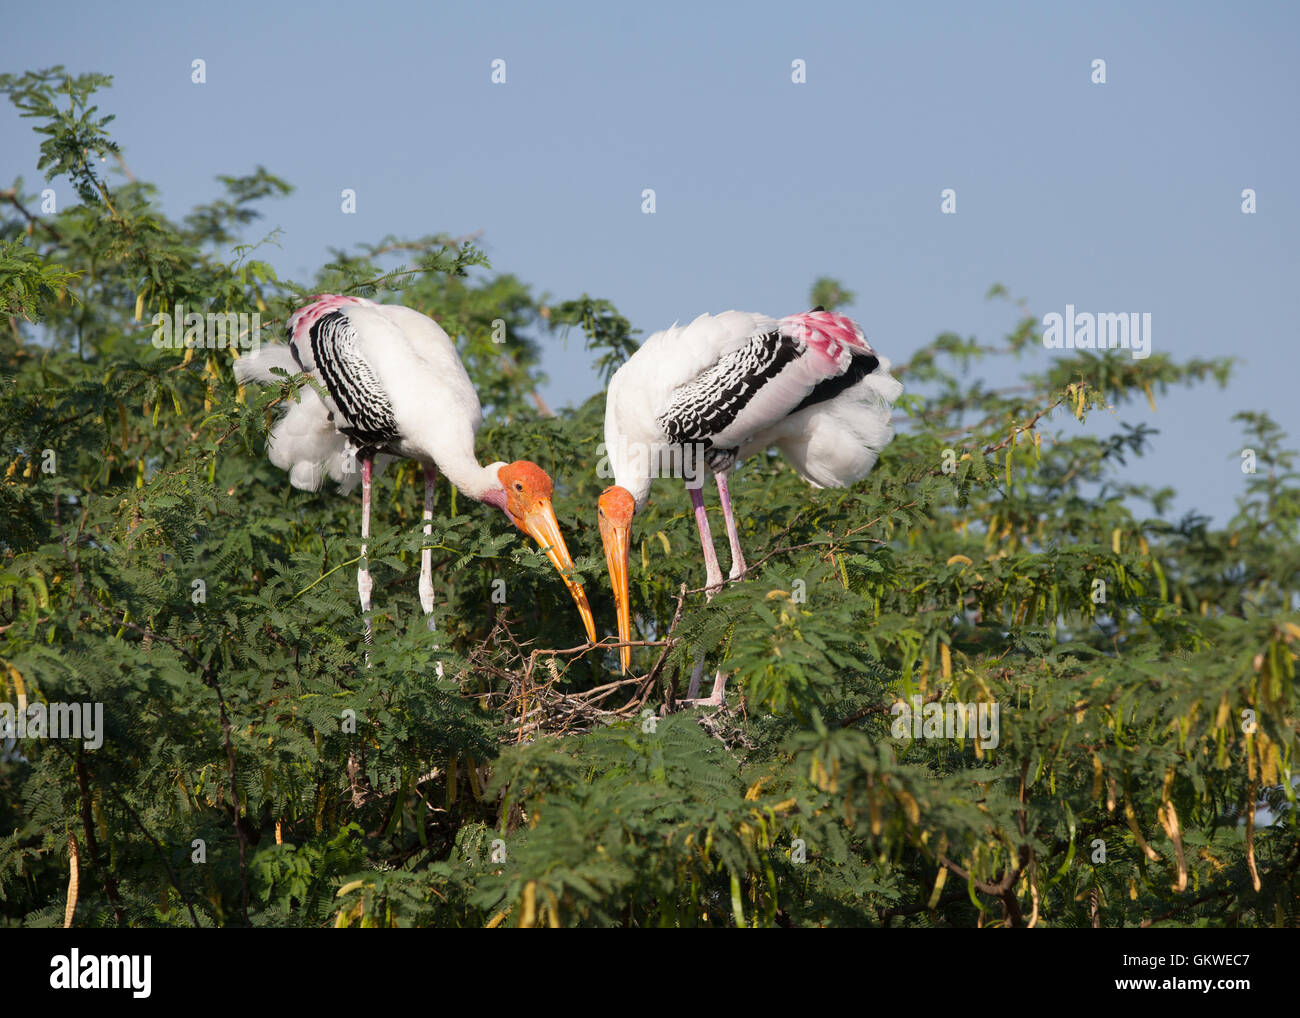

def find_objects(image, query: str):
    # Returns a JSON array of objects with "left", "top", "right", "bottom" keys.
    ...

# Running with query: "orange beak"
[
  {"left": 599, "top": 511, "right": 632, "bottom": 674},
  {"left": 519, "top": 499, "right": 597, "bottom": 644}
]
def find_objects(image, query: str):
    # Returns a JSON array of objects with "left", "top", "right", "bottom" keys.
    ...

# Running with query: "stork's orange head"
[
  {"left": 597, "top": 485, "right": 635, "bottom": 528},
  {"left": 498, "top": 460, "right": 554, "bottom": 529},
  {"left": 494, "top": 460, "right": 595, "bottom": 645}
]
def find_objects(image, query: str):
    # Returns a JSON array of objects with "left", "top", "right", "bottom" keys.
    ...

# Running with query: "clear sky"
[{"left": 4, "top": 0, "right": 1297, "bottom": 525}]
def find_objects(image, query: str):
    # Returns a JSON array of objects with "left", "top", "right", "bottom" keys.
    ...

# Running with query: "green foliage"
[
  {"left": 0, "top": 238, "right": 79, "bottom": 321},
  {"left": 1, "top": 69, "right": 1296, "bottom": 929},
  {"left": 0, "top": 68, "right": 120, "bottom": 206},
  {"left": 548, "top": 296, "right": 640, "bottom": 385}
]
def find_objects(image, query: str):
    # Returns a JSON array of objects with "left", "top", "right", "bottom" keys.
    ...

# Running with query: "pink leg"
[
  {"left": 704, "top": 470, "right": 753, "bottom": 701},
  {"left": 358, "top": 457, "right": 373, "bottom": 653},
  {"left": 684, "top": 662, "right": 727, "bottom": 707},
  {"left": 714, "top": 470, "right": 747, "bottom": 581},
  {"left": 703, "top": 670, "right": 727, "bottom": 705},
  {"left": 684, "top": 482, "right": 727, "bottom": 706},
  {"left": 696, "top": 468, "right": 744, "bottom": 704},
  {"left": 688, "top": 483, "right": 724, "bottom": 594}
]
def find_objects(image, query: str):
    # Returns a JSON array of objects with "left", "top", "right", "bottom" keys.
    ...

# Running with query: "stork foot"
[
  {"left": 675, "top": 669, "right": 727, "bottom": 709},
  {"left": 674, "top": 694, "right": 726, "bottom": 709}
]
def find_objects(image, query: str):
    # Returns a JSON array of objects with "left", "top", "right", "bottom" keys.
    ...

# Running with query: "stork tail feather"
[{"left": 238, "top": 341, "right": 389, "bottom": 493}]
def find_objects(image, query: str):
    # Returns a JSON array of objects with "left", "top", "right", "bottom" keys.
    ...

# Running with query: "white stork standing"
[
  {"left": 597, "top": 307, "right": 901, "bottom": 704},
  {"left": 235, "top": 294, "right": 596, "bottom": 647}
]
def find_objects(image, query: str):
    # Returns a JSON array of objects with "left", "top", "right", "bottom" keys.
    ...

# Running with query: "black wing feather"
[{"left": 303, "top": 310, "right": 399, "bottom": 451}]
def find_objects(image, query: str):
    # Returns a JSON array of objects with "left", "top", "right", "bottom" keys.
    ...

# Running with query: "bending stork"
[
  {"left": 597, "top": 308, "right": 901, "bottom": 704},
  {"left": 236, "top": 294, "right": 596, "bottom": 646}
]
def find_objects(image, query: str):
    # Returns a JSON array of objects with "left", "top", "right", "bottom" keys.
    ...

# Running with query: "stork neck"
[
  {"left": 433, "top": 450, "right": 503, "bottom": 506},
  {"left": 605, "top": 434, "right": 654, "bottom": 511},
  {"left": 612, "top": 467, "right": 653, "bottom": 512}
]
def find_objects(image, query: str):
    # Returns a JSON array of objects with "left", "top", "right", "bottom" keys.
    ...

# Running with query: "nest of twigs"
[{"left": 449, "top": 585, "right": 743, "bottom": 742}]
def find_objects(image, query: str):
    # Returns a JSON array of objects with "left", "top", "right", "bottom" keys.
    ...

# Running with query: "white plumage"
[
  {"left": 596, "top": 308, "right": 902, "bottom": 700},
  {"left": 236, "top": 295, "right": 596, "bottom": 645},
  {"left": 604, "top": 309, "right": 901, "bottom": 503},
  {"left": 235, "top": 298, "right": 485, "bottom": 497}
]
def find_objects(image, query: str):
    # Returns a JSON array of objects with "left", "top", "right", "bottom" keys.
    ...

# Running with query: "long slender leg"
[
  {"left": 684, "top": 482, "right": 726, "bottom": 704},
  {"left": 348, "top": 457, "right": 374, "bottom": 799},
  {"left": 703, "top": 670, "right": 727, "bottom": 704},
  {"left": 419, "top": 466, "right": 436, "bottom": 614},
  {"left": 692, "top": 470, "right": 751, "bottom": 702},
  {"left": 685, "top": 665, "right": 728, "bottom": 706},
  {"left": 419, "top": 465, "right": 445, "bottom": 678},
  {"left": 714, "top": 470, "right": 747, "bottom": 581},
  {"left": 358, "top": 457, "right": 374, "bottom": 654},
  {"left": 681, "top": 471, "right": 744, "bottom": 702},
  {"left": 688, "top": 483, "right": 724, "bottom": 593}
]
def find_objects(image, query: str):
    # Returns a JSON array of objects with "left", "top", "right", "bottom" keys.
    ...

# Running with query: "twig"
[
  {"left": 0, "top": 188, "right": 63, "bottom": 241},
  {"left": 60, "top": 741, "right": 201, "bottom": 927}
]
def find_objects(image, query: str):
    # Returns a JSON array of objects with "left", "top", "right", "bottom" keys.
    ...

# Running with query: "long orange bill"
[
  {"left": 601, "top": 520, "right": 632, "bottom": 673},
  {"left": 521, "top": 500, "right": 597, "bottom": 644}
]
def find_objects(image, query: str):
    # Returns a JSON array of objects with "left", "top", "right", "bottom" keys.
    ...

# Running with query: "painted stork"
[
  {"left": 235, "top": 294, "right": 596, "bottom": 646},
  {"left": 597, "top": 307, "right": 901, "bottom": 704}
]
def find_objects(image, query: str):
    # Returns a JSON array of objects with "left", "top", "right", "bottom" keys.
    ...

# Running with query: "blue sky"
[{"left": 4, "top": 0, "right": 1297, "bottom": 524}]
